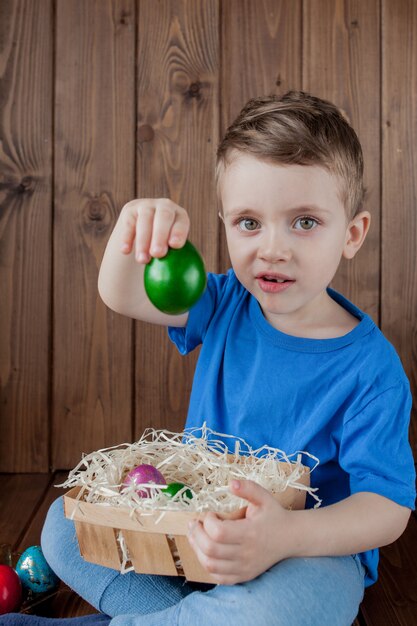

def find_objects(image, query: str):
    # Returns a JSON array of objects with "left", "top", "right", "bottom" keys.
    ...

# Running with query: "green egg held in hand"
[{"left": 144, "top": 240, "right": 207, "bottom": 315}]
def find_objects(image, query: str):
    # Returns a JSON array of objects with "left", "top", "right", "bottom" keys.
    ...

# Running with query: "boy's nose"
[{"left": 256, "top": 235, "right": 291, "bottom": 263}]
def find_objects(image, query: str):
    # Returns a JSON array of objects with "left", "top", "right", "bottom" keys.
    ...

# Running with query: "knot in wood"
[
  {"left": 18, "top": 176, "right": 34, "bottom": 194},
  {"left": 186, "top": 81, "right": 202, "bottom": 100},
  {"left": 87, "top": 197, "right": 106, "bottom": 222},
  {"left": 83, "top": 194, "right": 112, "bottom": 234},
  {"left": 119, "top": 11, "right": 132, "bottom": 26},
  {"left": 138, "top": 124, "right": 155, "bottom": 142}
]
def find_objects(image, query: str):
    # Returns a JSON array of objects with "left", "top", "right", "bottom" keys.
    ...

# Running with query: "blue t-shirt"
[{"left": 168, "top": 269, "right": 416, "bottom": 586}]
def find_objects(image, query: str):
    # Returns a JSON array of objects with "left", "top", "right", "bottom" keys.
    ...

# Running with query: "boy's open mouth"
[
  {"left": 263, "top": 276, "right": 287, "bottom": 283},
  {"left": 256, "top": 273, "right": 294, "bottom": 293}
]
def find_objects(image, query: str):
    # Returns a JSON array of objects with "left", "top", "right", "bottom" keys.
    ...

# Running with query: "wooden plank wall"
[{"left": 0, "top": 0, "right": 416, "bottom": 472}]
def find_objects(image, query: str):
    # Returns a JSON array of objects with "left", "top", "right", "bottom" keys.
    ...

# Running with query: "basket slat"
[
  {"left": 74, "top": 520, "right": 121, "bottom": 570},
  {"left": 174, "top": 535, "right": 216, "bottom": 583},
  {"left": 122, "top": 530, "right": 178, "bottom": 577}
]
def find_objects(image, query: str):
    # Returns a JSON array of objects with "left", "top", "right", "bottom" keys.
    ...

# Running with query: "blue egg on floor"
[{"left": 16, "top": 546, "right": 59, "bottom": 594}]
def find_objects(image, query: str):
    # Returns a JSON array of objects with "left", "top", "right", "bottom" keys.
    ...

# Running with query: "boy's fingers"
[
  {"left": 202, "top": 512, "right": 242, "bottom": 545},
  {"left": 188, "top": 519, "right": 240, "bottom": 559},
  {"left": 150, "top": 201, "right": 177, "bottom": 257},
  {"left": 168, "top": 210, "right": 190, "bottom": 248},
  {"left": 120, "top": 198, "right": 190, "bottom": 263},
  {"left": 134, "top": 201, "right": 156, "bottom": 263},
  {"left": 119, "top": 206, "right": 138, "bottom": 254},
  {"left": 229, "top": 479, "right": 271, "bottom": 508},
  {"left": 189, "top": 536, "right": 234, "bottom": 577}
]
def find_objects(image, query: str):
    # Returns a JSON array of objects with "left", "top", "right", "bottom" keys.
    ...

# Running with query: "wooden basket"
[{"left": 64, "top": 462, "right": 310, "bottom": 583}]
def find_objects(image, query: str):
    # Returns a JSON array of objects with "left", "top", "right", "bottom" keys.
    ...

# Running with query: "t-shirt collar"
[{"left": 249, "top": 287, "right": 375, "bottom": 353}]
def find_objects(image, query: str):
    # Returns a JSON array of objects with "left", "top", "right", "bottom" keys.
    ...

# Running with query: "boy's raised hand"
[
  {"left": 187, "top": 480, "right": 294, "bottom": 585},
  {"left": 120, "top": 198, "right": 190, "bottom": 264},
  {"left": 98, "top": 198, "right": 190, "bottom": 326}
]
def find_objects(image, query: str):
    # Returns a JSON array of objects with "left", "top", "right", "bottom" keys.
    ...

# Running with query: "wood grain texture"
[
  {"left": 381, "top": 0, "right": 417, "bottom": 455},
  {"left": 303, "top": 0, "right": 381, "bottom": 321},
  {"left": 135, "top": 0, "right": 219, "bottom": 437},
  {"left": 221, "top": 0, "right": 302, "bottom": 120},
  {"left": 0, "top": 0, "right": 53, "bottom": 471},
  {"left": 0, "top": 473, "right": 51, "bottom": 548},
  {"left": 219, "top": 0, "right": 302, "bottom": 271},
  {"left": 52, "top": 0, "right": 136, "bottom": 468},
  {"left": 15, "top": 471, "right": 68, "bottom": 551},
  {"left": 34, "top": 586, "right": 97, "bottom": 619}
]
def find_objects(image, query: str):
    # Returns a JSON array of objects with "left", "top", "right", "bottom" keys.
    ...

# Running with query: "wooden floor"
[{"left": 1, "top": 472, "right": 417, "bottom": 624}]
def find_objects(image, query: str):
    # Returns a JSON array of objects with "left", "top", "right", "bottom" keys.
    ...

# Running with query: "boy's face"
[{"left": 219, "top": 153, "right": 368, "bottom": 332}]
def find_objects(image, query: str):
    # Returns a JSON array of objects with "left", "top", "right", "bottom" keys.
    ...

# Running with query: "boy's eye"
[
  {"left": 237, "top": 218, "right": 260, "bottom": 231},
  {"left": 294, "top": 216, "right": 319, "bottom": 231}
]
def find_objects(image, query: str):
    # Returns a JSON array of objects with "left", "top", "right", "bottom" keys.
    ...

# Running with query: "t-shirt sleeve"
[
  {"left": 340, "top": 380, "right": 416, "bottom": 509},
  {"left": 168, "top": 272, "right": 229, "bottom": 355}
]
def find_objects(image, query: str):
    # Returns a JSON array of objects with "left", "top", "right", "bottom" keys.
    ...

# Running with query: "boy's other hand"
[
  {"left": 187, "top": 479, "right": 293, "bottom": 585},
  {"left": 119, "top": 198, "right": 190, "bottom": 264}
]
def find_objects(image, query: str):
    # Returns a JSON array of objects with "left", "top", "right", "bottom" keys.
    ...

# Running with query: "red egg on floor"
[{"left": 0, "top": 564, "right": 22, "bottom": 614}]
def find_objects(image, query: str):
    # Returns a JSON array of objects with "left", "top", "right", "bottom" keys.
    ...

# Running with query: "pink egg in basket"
[{"left": 123, "top": 463, "right": 166, "bottom": 497}]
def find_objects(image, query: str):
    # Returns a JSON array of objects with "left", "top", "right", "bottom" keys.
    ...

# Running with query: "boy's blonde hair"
[{"left": 216, "top": 91, "right": 365, "bottom": 218}]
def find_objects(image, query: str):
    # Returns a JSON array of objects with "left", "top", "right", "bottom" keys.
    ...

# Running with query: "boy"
[{"left": 40, "top": 91, "right": 415, "bottom": 626}]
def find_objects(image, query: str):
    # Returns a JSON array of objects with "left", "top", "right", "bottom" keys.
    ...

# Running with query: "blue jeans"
[{"left": 41, "top": 497, "right": 365, "bottom": 626}]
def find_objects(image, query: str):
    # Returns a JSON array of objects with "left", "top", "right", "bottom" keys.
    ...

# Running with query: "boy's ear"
[
  {"left": 218, "top": 211, "right": 224, "bottom": 223},
  {"left": 343, "top": 211, "right": 371, "bottom": 260}
]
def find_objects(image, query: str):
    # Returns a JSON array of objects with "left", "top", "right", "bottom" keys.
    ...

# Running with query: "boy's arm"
[
  {"left": 287, "top": 490, "right": 411, "bottom": 557},
  {"left": 98, "top": 198, "right": 190, "bottom": 327},
  {"left": 188, "top": 481, "right": 411, "bottom": 585}
]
